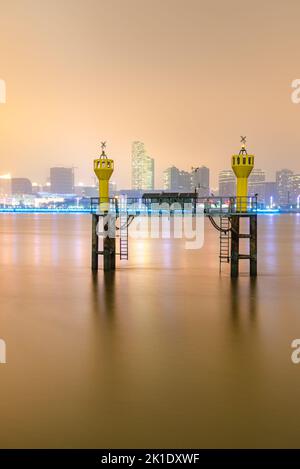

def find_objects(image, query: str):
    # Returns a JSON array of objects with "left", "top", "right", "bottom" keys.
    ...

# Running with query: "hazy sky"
[{"left": 1, "top": 0, "right": 300, "bottom": 188}]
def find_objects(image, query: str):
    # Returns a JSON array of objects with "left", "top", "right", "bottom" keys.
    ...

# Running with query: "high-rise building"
[
  {"left": 288, "top": 174, "right": 300, "bottom": 205},
  {"left": 191, "top": 166, "right": 210, "bottom": 196},
  {"left": 131, "top": 141, "right": 154, "bottom": 190},
  {"left": 178, "top": 170, "right": 191, "bottom": 192},
  {"left": 276, "top": 169, "right": 293, "bottom": 206},
  {"left": 163, "top": 166, "right": 191, "bottom": 192},
  {"left": 248, "top": 169, "right": 266, "bottom": 203},
  {"left": 11, "top": 178, "right": 32, "bottom": 195},
  {"left": 264, "top": 182, "right": 277, "bottom": 207},
  {"left": 163, "top": 166, "right": 180, "bottom": 191},
  {"left": 50, "top": 167, "right": 74, "bottom": 194},
  {"left": 219, "top": 170, "right": 236, "bottom": 196}
]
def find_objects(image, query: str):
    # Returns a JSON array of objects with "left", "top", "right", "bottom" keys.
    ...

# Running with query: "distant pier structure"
[
  {"left": 230, "top": 137, "right": 257, "bottom": 277},
  {"left": 92, "top": 142, "right": 116, "bottom": 271},
  {"left": 91, "top": 142, "right": 130, "bottom": 272},
  {"left": 91, "top": 138, "right": 258, "bottom": 277}
]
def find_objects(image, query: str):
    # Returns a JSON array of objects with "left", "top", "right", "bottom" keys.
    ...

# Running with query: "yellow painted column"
[
  {"left": 92, "top": 143, "right": 116, "bottom": 271},
  {"left": 93, "top": 144, "right": 114, "bottom": 210},
  {"left": 231, "top": 148, "right": 254, "bottom": 212}
]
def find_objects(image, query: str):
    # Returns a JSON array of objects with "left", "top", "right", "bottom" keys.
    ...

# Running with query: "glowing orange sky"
[{"left": 1, "top": 0, "right": 300, "bottom": 188}]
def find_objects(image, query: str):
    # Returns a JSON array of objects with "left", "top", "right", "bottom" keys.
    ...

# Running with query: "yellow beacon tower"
[
  {"left": 94, "top": 142, "right": 114, "bottom": 207},
  {"left": 231, "top": 136, "right": 254, "bottom": 212}
]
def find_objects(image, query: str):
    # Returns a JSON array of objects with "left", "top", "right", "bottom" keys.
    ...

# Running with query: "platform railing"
[{"left": 90, "top": 196, "right": 258, "bottom": 216}]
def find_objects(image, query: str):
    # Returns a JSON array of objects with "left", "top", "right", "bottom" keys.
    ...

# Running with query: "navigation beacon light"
[
  {"left": 93, "top": 142, "right": 114, "bottom": 205},
  {"left": 231, "top": 136, "right": 254, "bottom": 212}
]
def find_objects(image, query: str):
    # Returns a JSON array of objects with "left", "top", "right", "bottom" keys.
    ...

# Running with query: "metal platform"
[
  {"left": 90, "top": 195, "right": 258, "bottom": 277},
  {"left": 90, "top": 196, "right": 258, "bottom": 217}
]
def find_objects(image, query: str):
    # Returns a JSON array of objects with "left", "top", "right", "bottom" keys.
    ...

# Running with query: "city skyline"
[
  {"left": 0, "top": 126, "right": 300, "bottom": 190},
  {"left": 1, "top": 158, "right": 300, "bottom": 211},
  {"left": 2, "top": 1, "right": 300, "bottom": 189},
  {"left": 0, "top": 158, "right": 298, "bottom": 190}
]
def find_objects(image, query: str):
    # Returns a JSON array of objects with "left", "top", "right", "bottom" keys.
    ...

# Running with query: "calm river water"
[{"left": 0, "top": 213, "right": 300, "bottom": 448}]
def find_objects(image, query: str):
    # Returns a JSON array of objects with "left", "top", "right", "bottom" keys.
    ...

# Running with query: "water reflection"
[
  {"left": 230, "top": 277, "right": 257, "bottom": 326},
  {"left": 91, "top": 270, "right": 116, "bottom": 323},
  {"left": 1, "top": 214, "right": 300, "bottom": 448}
]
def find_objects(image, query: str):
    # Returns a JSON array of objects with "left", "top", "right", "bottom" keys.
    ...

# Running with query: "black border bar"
[{"left": 0, "top": 449, "right": 298, "bottom": 467}]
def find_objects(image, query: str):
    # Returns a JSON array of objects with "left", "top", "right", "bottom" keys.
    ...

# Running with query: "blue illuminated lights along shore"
[
  {"left": 0, "top": 208, "right": 91, "bottom": 213},
  {"left": 0, "top": 207, "right": 280, "bottom": 214}
]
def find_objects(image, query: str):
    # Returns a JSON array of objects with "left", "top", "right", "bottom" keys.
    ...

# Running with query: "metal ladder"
[
  {"left": 119, "top": 211, "right": 128, "bottom": 260},
  {"left": 219, "top": 216, "right": 230, "bottom": 271}
]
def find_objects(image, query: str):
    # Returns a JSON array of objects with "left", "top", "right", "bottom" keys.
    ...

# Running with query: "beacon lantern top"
[
  {"left": 94, "top": 141, "right": 114, "bottom": 182},
  {"left": 231, "top": 136, "right": 254, "bottom": 179}
]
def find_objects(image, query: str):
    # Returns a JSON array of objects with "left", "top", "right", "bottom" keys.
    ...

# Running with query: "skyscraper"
[
  {"left": 276, "top": 169, "right": 293, "bottom": 206},
  {"left": 287, "top": 174, "right": 300, "bottom": 205},
  {"left": 219, "top": 170, "right": 236, "bottom": 196},
  {"left": 178, "top": 170, "right": 191, "bottom": 192},
  {"left": 163, "top": 166, "right": 180, "bottom": 191},
  {"left": 191, "top": 166, "right": 210, "bottom": 196},
  {"left": 50, "top": 167, "right": 74, "bottom": 194},
  {"left": 248, "top": 169, "right": 266, "bottom": 203},
  {"left": 131, "top": 141, "right": 154, "bottom": 190},
  {"left": 264, "top": 182, "right": 277, "bottom": 207},
  {"left": 163, "top": 166, "right": 191, "bottom": 192}
]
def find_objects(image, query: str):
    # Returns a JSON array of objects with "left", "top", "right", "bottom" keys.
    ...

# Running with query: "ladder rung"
[{"left": 219, "top": 216, "right": 230, "bottom": 271}]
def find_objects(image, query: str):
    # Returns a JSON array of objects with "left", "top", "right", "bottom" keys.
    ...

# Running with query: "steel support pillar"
[
  {"left": 230, "top": 215, "right": 240, "bottom": 278},
  {"left": 92, "top": 213, "right": 116, "bottom": 272},
  {"left": 103, "top": 221, "right": 116, "bottom": 271},
  {"left": 250, "top": 214, "right": 257, "bottom": 277},
  {"left": 230, "top": 214, "right": 257, "bottom": 277},
  {"left": 92, "top": 213, "right": 99, "bottom": 271}
]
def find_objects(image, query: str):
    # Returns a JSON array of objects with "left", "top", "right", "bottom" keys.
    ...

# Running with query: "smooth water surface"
[{"left": 0, "top": 213, "right": 299, "bottom": 448}]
